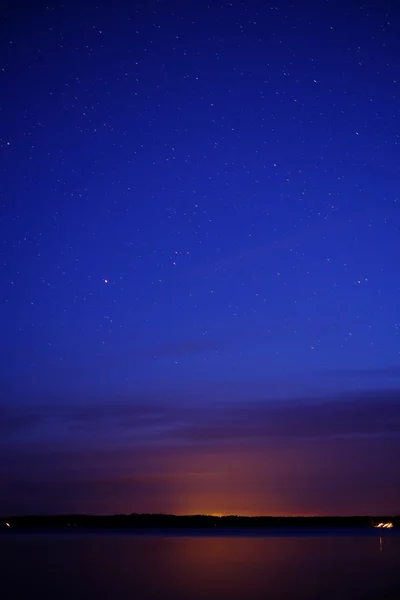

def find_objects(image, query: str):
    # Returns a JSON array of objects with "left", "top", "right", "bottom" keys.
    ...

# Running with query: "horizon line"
[{"left": 3, "top": 513, "right": 399, "bottom": 519}]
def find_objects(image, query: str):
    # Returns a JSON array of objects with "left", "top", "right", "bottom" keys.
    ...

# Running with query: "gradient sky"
[{"left": 1, "top": 0, "right": 400, "bottom": 516}]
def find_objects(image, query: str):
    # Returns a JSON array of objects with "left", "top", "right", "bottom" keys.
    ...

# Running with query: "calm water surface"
[{"left": 1, "top": 530, "right": 399, "bottom": 599}]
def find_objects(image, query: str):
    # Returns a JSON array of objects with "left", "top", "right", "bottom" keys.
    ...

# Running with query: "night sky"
[{"left": 1, "top": 0, "right": 400, "bottom": 516}]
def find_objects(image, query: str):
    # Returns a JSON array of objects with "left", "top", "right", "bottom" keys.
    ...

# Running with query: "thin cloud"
[
  {"left": 1, "top": 389, "right": 400, "bottom": 446},
  {"left": 0, "top": 412, "right": 44, "bottom": 435},
  {"left": 171, "top": 390, "right": 400, "bottom": 444},
  {"left": 328, "top": 365, "right": 400, "bottom": 379},
  {"left": 144, "top": 338, "right": 222, "bottom": 358}
]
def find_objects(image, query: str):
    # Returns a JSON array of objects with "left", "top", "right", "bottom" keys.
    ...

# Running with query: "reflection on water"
[{"left": 1, "top": 532, "right": 399, "bottom": 599}]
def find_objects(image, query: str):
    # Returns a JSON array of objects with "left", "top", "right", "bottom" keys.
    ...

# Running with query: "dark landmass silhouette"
[{"left": 1, "top": 514, "right": 398, "bottom": 532}]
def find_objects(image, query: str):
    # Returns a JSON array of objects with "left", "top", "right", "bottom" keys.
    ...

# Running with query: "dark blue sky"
[{"left": 1, "top": 0, "right": 400, "bottom": 515}]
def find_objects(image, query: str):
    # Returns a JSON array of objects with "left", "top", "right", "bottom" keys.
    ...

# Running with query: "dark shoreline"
[{"left": 1, "top": 514, "right": 398, "bottom": 533}]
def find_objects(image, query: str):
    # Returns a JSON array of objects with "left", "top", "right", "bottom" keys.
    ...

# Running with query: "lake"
[{"left": 1, "top": 530, "right": 399, "bottom": 599}]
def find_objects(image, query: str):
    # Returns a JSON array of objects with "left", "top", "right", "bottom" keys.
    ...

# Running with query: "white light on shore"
[{"left": 374, "top": 522, "right": 393, "bottom": 529}]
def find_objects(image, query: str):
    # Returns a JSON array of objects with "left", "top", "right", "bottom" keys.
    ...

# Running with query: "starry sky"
[{"left": 1, "top": 0, "right": 400, "bottom": 516}]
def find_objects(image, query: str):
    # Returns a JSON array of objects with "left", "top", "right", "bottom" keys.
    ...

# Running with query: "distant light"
[
  {"left": 5, "top": 522, "right": 10, "bottom": 527},
  {"left": 104, "top": 279, "right": 108, "bottom": 284},
  {"left": 373, "top": 522, "right": 393, "bottom": 529}
]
